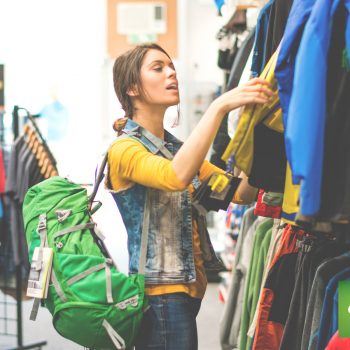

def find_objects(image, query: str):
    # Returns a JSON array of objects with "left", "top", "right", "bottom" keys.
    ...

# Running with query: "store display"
[
  {"left": 0, "top": 0, "right": 349, "bottom": 348},
  {"left": 216, "top": 0, "right": 350, "bottom": 349}
]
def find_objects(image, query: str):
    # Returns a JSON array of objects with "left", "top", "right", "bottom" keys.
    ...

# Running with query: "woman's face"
[{"left": 137, "top": 49, "right": 180, "bottom": 107}]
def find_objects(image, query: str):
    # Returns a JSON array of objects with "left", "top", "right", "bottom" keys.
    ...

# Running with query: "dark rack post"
[
  {"left": 15, "top": 266, "right": 22, "bottom": 348},
  {"left": 12, "top": 106, "right": 19, "bottom": 143},
  {"left": 13, "top": 105, "right": 23, "bottom": 349}
]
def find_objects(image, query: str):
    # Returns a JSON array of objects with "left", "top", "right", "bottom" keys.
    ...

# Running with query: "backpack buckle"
[
  {"left": 105, "top": 258, "right": 113, "bottom": 265},
  {"left": 37, "top": 214, "right": 47, "bottom": 232},
  {"left": 55, "top": 209, "right": 72, "bottom": 223},
  {"left": 56, "top": 242, "right": 64, "bottom": 249}
]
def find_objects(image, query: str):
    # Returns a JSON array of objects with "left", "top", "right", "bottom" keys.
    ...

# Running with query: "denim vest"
[{"left": 106, "top": 119, "right": 224, "bottom": 284}]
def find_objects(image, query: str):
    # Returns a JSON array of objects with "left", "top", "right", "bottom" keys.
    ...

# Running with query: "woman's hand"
[
  {"left": 212, "top": 78, "right": 273, "bottom": 115},
  {"left": 231, "top": 171, "right": 258, "bottom": 205},
  {"left": 172, "top": 78, "right": 273, "bottom": 187}
]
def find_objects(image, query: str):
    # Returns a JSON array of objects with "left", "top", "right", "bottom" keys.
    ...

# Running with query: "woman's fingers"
[
  {"left": 216, "top": 77, "right": 274, "bottom": 113},
  {"left": 244, "top": 77, "right": 270, "bottom": 87},
  {"left": 241, "top": 84, "right": 274, "bottom": 96},
  {"left": 240, "top": 93, "right": 271, "bottom": 105}
]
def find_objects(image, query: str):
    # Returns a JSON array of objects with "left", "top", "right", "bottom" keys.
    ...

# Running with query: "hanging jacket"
[
  {"left": 285, "top": 0, "right": 350, "bottom": 216},
  {"left": 222, "top": 50, "right": 286, "bottom": 192},
  {"left": 226, "top": 28, "right": 256, "bottom": 91},
  {"left": 251, "top": 0, "right": 274, "bottom": 77},
  {"left": 317, "top": 4, "right": 350, "bottom": 222},
  {"left": 264, "top": 0, "right": 294, "bottom": 63},
  {"left": 275, "top": 0, "right": 316, "bottom": 127}
]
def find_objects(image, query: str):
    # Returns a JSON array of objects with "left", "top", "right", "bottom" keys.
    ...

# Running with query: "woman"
[{"left": 107, "top": 43, "right": 272, "bottom": 350}]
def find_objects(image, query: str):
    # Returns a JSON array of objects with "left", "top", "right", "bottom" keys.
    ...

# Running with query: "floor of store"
[
  {"left": 198, "top": 283, "right": 224, "bottom": 350},
  {"left": 0, "top": 283, "right": 224, "bottom": 350}
]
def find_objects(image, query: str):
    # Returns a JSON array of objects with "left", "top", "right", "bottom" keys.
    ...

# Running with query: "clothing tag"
[
  {"left": 338, "top": 280, "right": 350, "bottom": 337},
  {"left": 209, "top": 173, "right": 230, "bottom": 193}
]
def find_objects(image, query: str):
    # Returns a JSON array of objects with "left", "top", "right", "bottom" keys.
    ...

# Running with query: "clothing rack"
[
  {"left": 0, "top": 106, "right": 47, "bottom": 350},
  {"left": 12, "top": 106, "right": 56, "bottom": 167}
]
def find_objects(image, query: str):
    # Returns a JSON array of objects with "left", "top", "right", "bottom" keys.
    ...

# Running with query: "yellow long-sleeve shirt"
[{"left": 108, "top": 137, "right": 224, "bottom": 299}]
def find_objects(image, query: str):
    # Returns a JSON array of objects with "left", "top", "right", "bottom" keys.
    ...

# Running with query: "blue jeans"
[{"left": 135, "top": 293, "right": 202, "bottom": 350}]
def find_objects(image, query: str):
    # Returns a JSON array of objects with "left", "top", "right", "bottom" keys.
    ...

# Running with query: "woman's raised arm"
[{"left": 172, "top": 78, "right": 273, "bottom": 186}]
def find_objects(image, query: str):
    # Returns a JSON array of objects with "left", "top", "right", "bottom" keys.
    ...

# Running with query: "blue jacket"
[
  {"left": 251, "top": 0, "right": 274, "bottom": 77},
  {"left": 107, "top": 119, "right": 223, "bottom": 284},
  {"left": 285, "top": 0, "right": 350, "bottom": 216},
  {"left": 275, "top": 0, "right": 316, "bottom": 127}
]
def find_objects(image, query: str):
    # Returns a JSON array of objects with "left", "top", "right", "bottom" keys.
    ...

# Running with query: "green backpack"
[{"left": 23, "top": 156, "right": 149, "bottom": 350}]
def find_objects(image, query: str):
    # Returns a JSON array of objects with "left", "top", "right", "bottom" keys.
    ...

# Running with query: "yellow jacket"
[{"left": 222, "top": 50, "right": 283, "bottom": 175}]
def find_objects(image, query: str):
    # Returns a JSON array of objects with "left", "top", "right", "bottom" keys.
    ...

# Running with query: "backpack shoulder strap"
[
  {"left": 88, "top": 153, "right": 108, "bottom": 206},
  {"left": 89, "top": 132, "right": 134, "bottom": 205}
]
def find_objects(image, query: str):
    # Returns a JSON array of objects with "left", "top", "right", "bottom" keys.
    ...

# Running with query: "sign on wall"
[
  {"left": 117, "top": 3, "right": 167, "bottom": 35},
  {"left": 107, "top": 0, "right": 177, "bottom": 58}
]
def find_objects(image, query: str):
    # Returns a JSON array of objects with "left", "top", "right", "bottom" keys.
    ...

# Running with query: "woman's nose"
[{"left": 166, "top": 66, "right": 176, "bottom": 77}]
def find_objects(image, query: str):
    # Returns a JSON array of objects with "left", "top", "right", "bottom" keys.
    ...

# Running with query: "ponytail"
[{"left": 113, "top": 117, "right": 129, "bottom": 135}]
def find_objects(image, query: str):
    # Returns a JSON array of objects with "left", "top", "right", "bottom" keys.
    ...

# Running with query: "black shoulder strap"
[{"left": 88, "top": 153, "right": 108, "bottom": 207}]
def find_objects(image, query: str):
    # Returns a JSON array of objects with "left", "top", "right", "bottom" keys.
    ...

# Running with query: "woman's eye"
[{"left": 153, "top": 67, "right": 162, "bottom": 72}]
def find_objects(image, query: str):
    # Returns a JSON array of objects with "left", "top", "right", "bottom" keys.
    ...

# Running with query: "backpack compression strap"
[
  {"left": 65, "top": 257, "right": 114, "bottom": 303},
  {"left": 102, "top": 319, "right": 126, "bottom": 349}
]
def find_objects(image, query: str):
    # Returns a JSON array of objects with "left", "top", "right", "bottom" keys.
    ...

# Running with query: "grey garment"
[
  {"left": 16, "top": 144, "right": 32, "bottom": 200},
  {"left": 5, "top": 136, "right": 25, "bottom": 194},
  {"left": 5, "top": 137, "right": 25, "bottom": 266},
  {"left": 220, "top": 207, "right": 257, "bottom": 350},
  {"left": 301, "top": 252, "right": 350, "bottom": 350},
  {"left": 5, "top": 136, "right": 42, "bottom": 268},
  {"left": 226, "top": 28, "right": 256, "bottom": 91},
  {"left": 20, "top": 151, "right": 43, "bottom": 203}
]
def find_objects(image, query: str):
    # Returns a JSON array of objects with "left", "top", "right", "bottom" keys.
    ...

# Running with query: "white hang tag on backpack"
[{"left": 27, "top": 247, "right": 54, "bottom": 299}]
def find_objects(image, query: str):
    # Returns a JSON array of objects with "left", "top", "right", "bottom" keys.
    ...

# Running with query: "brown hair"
[{"left": 112, "top": 43, "right": 175, "bottom": 133}]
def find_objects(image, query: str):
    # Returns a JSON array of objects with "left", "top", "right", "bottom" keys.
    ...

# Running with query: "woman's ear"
[{"left": 127, "top": 85, "right": 139, "bottom": 97}]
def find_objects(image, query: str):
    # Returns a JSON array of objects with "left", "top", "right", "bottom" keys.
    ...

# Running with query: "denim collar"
[{"left": 124, "top": 118, "right": 183, "bottom": 149}]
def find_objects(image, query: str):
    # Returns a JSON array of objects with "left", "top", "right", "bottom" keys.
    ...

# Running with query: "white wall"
[
  {"left": 0, "top": 0, "right": 107, "bottom": 183},
  {"left": 178, "top": 0, "right": 226, "bottom": 134},
  {"left": 0, "top": 0, "right": 130, "bottom": 285},
  {"left": 0, "top": 0, "right": 228, "bottom": 175}
]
